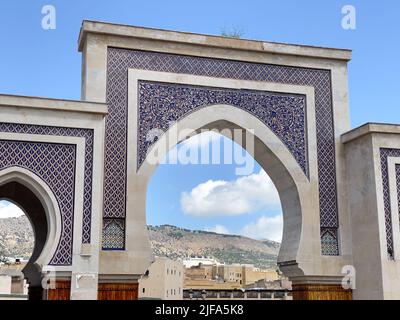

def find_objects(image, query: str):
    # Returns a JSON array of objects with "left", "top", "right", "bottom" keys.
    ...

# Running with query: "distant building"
[
  {"left": 182, "top": 257, "right": 221, "bottom": 268},
  {"left": 139, "top": 257, "right": 184, "bottom": 300},
  {"left": 215, "top": 264, "right": 244, "bottom": 284},
  {"left": 241, "top": 265, "right": 280, "bottom": 285},
  {"left": 184, "top": 266, "right": 291, "bottom": 300},
  {"left": 0, "top": 262, "right": 28, "bottom": 300},
  {"left": 184, "top": 278, "right": 241, "bottom": 290},
  {"left": 0, "top": 275, "right": 12, "bottom": 294},
  {"left": 184, "top": 263, "right": 214, "bottom": 281},
  {"left": 183, "top": 288, "right": 292, "bottom": 300},
  {"left": 244, "top": 279, "right": 292, "bottom": 290},
  {"left": 184, "top": 262, "right": 280, "bottom": 289}
]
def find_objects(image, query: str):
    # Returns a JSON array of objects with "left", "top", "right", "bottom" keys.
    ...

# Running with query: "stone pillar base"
[
  {"left": 97, "top": 283, "right": 138, "bottom": 300},
  {"left": 292, "top": 283, "right": 352, "bottom": 300},
  {"left": 47, "top": 280, "right": 71, "bottom": 300}
]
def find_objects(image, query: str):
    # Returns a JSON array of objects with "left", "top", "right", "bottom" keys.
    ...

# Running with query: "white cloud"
[
  {"left": 180, "top": 169, "right": 281, "bottom": 217},
  {"left": 240, "top": 215, "right": 283, "bottom": 242},
  {"left": 0, "top": 201, "right": 24, "bottom": 218},
  {"left": 204, "top": 224, "right": 230, "bottom": 234}
]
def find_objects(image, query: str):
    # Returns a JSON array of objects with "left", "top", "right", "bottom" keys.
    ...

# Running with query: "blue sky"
[
  {"left": 0, "top": 1, "right": 399, "bottom": 241},
  {"left": 147, "top": 133, "right": 283, "bottom": 241}
]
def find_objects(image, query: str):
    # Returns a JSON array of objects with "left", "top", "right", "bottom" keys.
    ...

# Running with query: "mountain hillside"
[
  {"left": 0, "top": 217, "right": 280, "bottom": 268},
  {"left": 0, "top": 216, "right": 34, "bottom": 260},
  {"left": 149, "top": 225, "right": 280, "bottom": 268}
]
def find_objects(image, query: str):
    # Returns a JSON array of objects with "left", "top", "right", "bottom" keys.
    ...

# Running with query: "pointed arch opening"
[
  {"left": 0, "top": 167, "right": 62, "bottom": 300},
  {"left": 134, "top": 104, "right": 314, "bottom": 299}
]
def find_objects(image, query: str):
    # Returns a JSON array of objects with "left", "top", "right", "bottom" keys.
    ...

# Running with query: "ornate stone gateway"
[{"left": 0, "top": 20, "right": 400, "bottom": 300}]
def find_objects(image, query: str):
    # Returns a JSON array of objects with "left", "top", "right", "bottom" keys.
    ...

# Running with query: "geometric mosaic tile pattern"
[
  {"left": 106, "top": 48, "right": 339, "bottom": 255},
  {"left": 0, "top": 122, "right": 95, "bottom": 265},
  {"left": 102, "top": 218, "right": 125, "bottom": 250},
  {"left": 380, "top": 148, "right": 400, "bottom": 259},
  {"left": 0, "top": 139, "right": 76, "bottom": 265},
  {"left": 320, "top": 228, "right": 339, "bottom": 256},
  {"left": 138, "top": 81, "right": 308, "bottom": 176}
]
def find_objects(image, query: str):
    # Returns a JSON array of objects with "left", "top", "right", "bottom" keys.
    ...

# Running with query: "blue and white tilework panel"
[
  {"left": 102, "top": 218, "right": 125, "bottom": 250},
  {"left": 105, "top": 48, "right": 339, "bottom": 255},
  {"left": 320, "top": 228, "right": 339, "bottom": 256},
  {"left": 138, "top": 81, "right": 308, "bottom": 176},
  {"left": 0, "top": 122, "right": 95, "bottom": 265},
  {"left": 380, "top": 148, "right": 400, "bottom": 259},
  {"left": 0, "top": 140, "right": 76, "bottom": 265}
]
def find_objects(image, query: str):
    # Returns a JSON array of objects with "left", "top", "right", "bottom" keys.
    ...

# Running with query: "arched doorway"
[
  {"left": 144, "top": 129, "right": 287, "bottom": 299},
  {"left": 93, "top": 26, "right": 355, "bottom": 299},
  {"left": 0, "top": 167, "right": 62, "bottom": 300},
  {"left": 134, "top": 104, "right": 315, "bottom": 282}
]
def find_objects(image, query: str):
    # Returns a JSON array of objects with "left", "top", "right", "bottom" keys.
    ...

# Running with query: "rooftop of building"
[
  {"left": 0, "top": 94, "right": 108, "bottom": 115},
  {"left": 341, "top": 122, "right": 400, "bottom": 144},
  {"left": 78, "top": 20, "right": 352, "bottom": 61}
]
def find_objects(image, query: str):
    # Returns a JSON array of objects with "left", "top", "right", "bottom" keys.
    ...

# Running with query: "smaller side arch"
[{"left": 0, "top": 166, "right": 62, "bottom": 270}]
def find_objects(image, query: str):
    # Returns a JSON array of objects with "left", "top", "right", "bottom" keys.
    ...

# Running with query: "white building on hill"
[{"left": 182, "top": 257, "right": 222, "bottom": 268}]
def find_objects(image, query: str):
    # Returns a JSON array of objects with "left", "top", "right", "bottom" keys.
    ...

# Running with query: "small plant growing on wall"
[{"left": 220, "top": 26, "right": 244, "bottom": 39}]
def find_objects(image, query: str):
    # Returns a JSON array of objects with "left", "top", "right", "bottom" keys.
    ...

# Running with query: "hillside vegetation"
[{"left": 0, "top": 218, "right": 280, "bottom": 268}]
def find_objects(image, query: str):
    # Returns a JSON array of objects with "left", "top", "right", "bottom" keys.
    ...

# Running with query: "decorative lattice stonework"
[
  {"left": 380, "top": 148, "right": 400, "bottom": 258},
  {"left": 102, "top": 218, "right": 125, "bottom": 250},
  {"left": 138, "top": 81, "right": 308, "bottom": 176},
  {"left": 0, "top": 122, "right": 95, "bottom": 265},
  {"left": 105, "top": 48, "right": 339, "bottom": 255},
  {"left": 321, "top": 228, "right": 340, "bottom": 256},
  {"left": 0, "top": 140, "right": 76, "bottom": 265}
]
